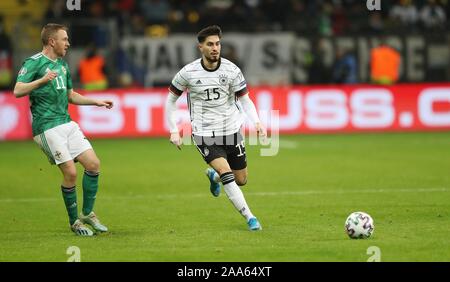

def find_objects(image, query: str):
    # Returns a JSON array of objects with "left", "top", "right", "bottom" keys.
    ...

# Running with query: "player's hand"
[
  {"left": 170, "top": 132, "right": 182, "bottom": 150},
  {"left": 255, "top": 122, "right": 267, "bottom": 143},
  {"left": 96, "top": 100, "right": 114, "bottom": 109},
  {"left": 41, "top": 71, "right": 58, "bottom": 83}
]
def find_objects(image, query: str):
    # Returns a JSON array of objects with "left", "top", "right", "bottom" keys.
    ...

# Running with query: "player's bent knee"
[
  {"left": 64, "top": 169, "right": 77, "bottom": 183},
  {"left": 236, "top": 178, "right": 247, "bottom": 186},
  {"left": 85, "top": 158, "right": 100, "bottom": 173},
  {"left": 238, "top": 179, "right": 247, "bottom": 186}
]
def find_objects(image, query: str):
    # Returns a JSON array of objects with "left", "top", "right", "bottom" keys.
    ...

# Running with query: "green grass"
[{"left": 0, "top": 132, "right": 449, "bottom": 261}]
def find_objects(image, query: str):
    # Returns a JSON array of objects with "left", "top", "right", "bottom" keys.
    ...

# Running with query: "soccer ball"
[{"left": 345, "top": 211, "right": 374, "bottom": 239}]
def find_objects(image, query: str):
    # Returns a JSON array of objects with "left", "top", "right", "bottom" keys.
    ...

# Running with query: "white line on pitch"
[
  {"left": 0, "top": 187, "right": 447, "bottom": 203},
  {"left": 279, "top": 139, "right": 299, "bottom": 149}
]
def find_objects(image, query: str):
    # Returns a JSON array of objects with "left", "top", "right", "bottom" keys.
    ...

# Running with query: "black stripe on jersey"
[
  {"left": 235, "top": 87, "right": 249, "bottom": 97},
  {"left": 178, "top": 72, "right": 189, "bottom": 83},
  {"left": 187, "top": 92, "right": 193, "bottom": 121},
  {"left": 235, "top": 96, "right": 242, "bottom": 111},
  {"left": 169, "top": 84, "right": 183, "bottom": 96},
  {"left": 201, "top": 58, "right": 221, "bottom": 72}
]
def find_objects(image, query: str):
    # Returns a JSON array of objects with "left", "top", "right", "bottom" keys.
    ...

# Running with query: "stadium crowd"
[
  {"left": 43, "top": 0, "right": 449, "bottom": 36},
  {"left": 0, "top": 0, "right": 448, "bottom": 90}
]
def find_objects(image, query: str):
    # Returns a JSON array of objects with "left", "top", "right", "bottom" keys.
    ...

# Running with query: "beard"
[{"left": 204, "top": 54, "right": 219, "bottom": 63}]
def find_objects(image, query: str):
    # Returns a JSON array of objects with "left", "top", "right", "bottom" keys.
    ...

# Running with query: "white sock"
[{"left": 220, "top": 172, "right": 254, "bottom": 221}]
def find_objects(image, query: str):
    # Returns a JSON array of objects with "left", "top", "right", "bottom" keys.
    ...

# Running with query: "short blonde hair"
[{"left": 41, "top": 23, "right": 68, "bottom": 45}]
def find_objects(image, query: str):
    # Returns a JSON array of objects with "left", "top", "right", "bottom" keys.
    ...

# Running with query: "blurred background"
[
  {"left": 0, "top": 0, "right": 449, "bottom": 140},
  {"left": 0, "top": 0, "right": 448, "bottom": 90},
  {"left": 1, "top": 1, "right": 450, "bottom": 263}
]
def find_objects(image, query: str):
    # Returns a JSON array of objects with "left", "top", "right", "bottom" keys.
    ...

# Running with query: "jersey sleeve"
[
  {"left": 16, "top": 59, "right": 38, "bottom": 83},
  {"left": 231, "top": 68, "right": 248, "bottom": 97},
  {"left": 169, "top": 67, "right": 188, "bottom": 96},
  {"left": 65, "top": 62, "right": 73, "bottom": 90}
]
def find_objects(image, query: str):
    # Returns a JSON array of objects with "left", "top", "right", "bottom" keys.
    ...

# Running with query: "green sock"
[
  {"left": 82, "top": 170, "right": 99, "bottom": 215},
  {"left": 61, "top": 186, "right": 78, "bottom": 225}
]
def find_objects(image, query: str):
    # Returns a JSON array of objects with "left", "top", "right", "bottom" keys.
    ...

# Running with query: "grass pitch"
[{"left": 0, "top": 132, "right": 449, "bottom": 261}]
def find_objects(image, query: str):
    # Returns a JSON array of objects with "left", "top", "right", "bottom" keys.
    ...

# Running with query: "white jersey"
[{"left": 169, "top": 58, "right": 248, "bottom": 137}]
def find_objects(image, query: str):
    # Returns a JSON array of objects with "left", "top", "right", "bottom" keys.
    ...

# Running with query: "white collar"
[{"left": 41, "top": 52, "right": 58, "bottom": 63}]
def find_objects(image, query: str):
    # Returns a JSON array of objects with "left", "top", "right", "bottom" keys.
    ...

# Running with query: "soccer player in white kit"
[{"left": 165, "top": 25, "right": 266, "bottom": 231}]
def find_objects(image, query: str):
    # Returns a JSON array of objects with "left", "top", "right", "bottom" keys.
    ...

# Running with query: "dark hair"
[
  {"left": 197, "top": 25, "right": 222, "bottom": 43},
  {"left": 41, "top": 23, "right": 68, "bottom": 45}
]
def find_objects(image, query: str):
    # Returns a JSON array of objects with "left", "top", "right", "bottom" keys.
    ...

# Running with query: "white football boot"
[{"left": 79, "top": 211, "right": 108, "bottom": 233}]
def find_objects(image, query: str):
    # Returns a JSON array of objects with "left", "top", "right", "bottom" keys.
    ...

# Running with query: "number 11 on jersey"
[{"left": 55, "top": 76, "right": 66, "bottom": 90}]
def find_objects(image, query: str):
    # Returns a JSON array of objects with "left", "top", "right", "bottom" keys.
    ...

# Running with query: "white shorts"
[{"left": 33, "top": 121, "right": 92, "bottom": 165}]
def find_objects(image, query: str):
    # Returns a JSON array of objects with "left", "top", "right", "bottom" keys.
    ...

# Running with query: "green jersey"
[{"left": 16, "top": 52, "right": 73, "bottom": 136}]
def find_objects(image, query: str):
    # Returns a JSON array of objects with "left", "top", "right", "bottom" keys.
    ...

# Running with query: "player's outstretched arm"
[
  {"left": 165, "top": 92, "right": 182, "bottom": 150},
  {"left": 68, "top": 89, "right": 113, "bottom": 108},
  {"left": 13, "top": 71, "right": 57, "bottom": 98},
  {"left": 238, "top": 93, "right": 267, "bottom": 139}
]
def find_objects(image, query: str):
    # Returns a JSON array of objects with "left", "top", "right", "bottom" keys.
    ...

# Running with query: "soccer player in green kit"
[{"left": 13, "top": 24, "right": 113, "bottom": 236}]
